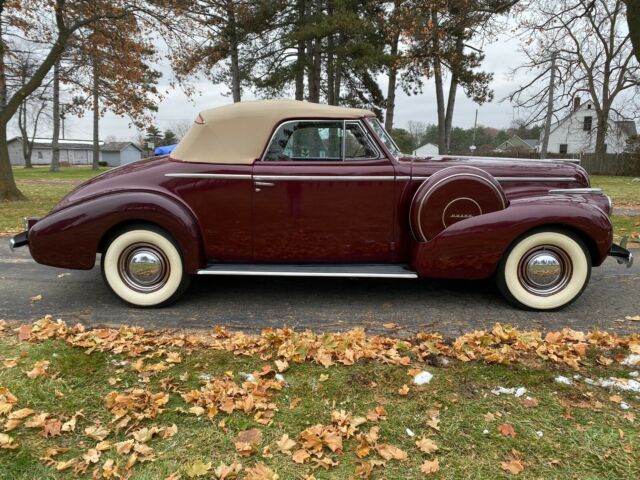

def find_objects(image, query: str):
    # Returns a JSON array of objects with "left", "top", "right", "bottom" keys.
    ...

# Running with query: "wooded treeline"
[{"left": 0, "top": 0, "right": 638, "bottom": 201}]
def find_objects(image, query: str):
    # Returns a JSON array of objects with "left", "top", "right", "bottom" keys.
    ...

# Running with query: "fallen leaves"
[
  {"left": 26, "top": 360, "right": 50, "bottom": 379},
  {"left": 234, "top": 428, "right": 262, "bottom": 456},
  {"left": 416, "top": 437, "right": 439, "bottom": 454},
  {"left": 421, "top": 459, "right": 440, "bottom": 475},
  {"left": 498, "top": 423, "right": 517, "bottom": 438},
  {"left": 376, "top": 443, "right": 408, "bottom": 461},
  {"left": 186, "top": 459, "right": 212, "bottom": 477},
  {"left": 501, "top": 449, "right": 526, "bottom": 475}
]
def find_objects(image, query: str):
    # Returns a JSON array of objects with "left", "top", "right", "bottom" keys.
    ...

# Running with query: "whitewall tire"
[
  {"left": 101, "top": 226, "right": 190, "bottom": 307},
  {"left": 497, "top": 230, "right": 591, "bottom": 310}
]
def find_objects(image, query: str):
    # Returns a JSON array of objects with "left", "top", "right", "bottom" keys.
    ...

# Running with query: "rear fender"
[
  {"left": 411, "top": 196, "right": 612, "bottom": 280},
  {"left": 28, "top": 191, "right": 205, "bottom": 272}
]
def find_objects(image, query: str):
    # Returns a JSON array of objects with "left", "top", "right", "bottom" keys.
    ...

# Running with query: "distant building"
[
  {"left": 8, "top": 137, "right": 99, "bottom": 166},
  {"left": 101, "top": 142, "right": 143, "bottom": 166},
  {"left": 8, "top": 137, "right": 143, "bottom": 167},
  {"left": 545, "top": 98, "right": 637, "bottom": 154},
  {"left": 496, "top": 135, "right": 539, "bottom": 152},
  {"left": 413, "top": 143, "right": 439, "bottom": 156}
]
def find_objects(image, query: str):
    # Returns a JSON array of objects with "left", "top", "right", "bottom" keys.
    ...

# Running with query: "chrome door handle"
[{"left": 254, "top": 181, "right": 275, "bottom": 187}]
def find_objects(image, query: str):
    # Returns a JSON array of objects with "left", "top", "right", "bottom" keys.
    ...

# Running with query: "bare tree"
[{"left": 509, "top": 0, "right": 640, "bottom": 162}]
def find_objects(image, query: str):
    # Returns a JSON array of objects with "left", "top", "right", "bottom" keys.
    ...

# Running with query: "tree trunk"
[
  {"left": 594, "top": 111, "right": 609, "bottom": 166},
  {"left": 624, "top": 0, "right": 640, "bottom": 62},
  {"left": 92, "top": 61, "right": 100, "bottom": 170},
  {"left": 540, "top": 52, "right": 557, "bottom": 159},
  {"left": 333, "top": 33, "right": 342, "bottom": 103},
  {"left": 308, "top": 39, "right": 321, "bottom": 103},
  {"left": 327, "top": 34, "right": 335, "bottom": 105},
  {"left": 228, "top": 4, "right": 242, "bottom": 103},
  {"left": 18, "top": 103, "right": 33, "bottom": 168},
  {"left": 431, "top": 9, "right": 446, "bottom": 154},
  {"left": 294, "top": 0, "right": 306, "bottom": 101},
  {"left": 384, "top": 31, "right": 399, "bottom": 131},
  {"left": 0, "top": 121, "right": 26, "bottom": 200},
  {"left": 50, "top": 60, "right": 61, "bottom": 172},
  {"left": 443, "top": 74, "right": 458, "bottom": 153}
]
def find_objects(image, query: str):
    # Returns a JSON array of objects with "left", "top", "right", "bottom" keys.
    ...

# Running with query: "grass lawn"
[
  {"left": 591, "top": 175, "right": 640, "bottom": 207},
  {"left": 1, "top": 168, "right": 638, "bottom": 241},
  {"left": 0, "top": 167, "right": 108, "bottom": 234},
  {"left": 0, "top": 319, "right": 639, "bottom": 479}
]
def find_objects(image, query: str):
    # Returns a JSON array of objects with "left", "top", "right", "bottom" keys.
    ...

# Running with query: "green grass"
[
  {"left": 1, "top": 335, "right": 638, "bottom": 479},
  {"left": 591, "top": 175, "right": 640, "bottom": 206},
  {"left": 0, "top": 167, "right": 108, "bottom": 233}
]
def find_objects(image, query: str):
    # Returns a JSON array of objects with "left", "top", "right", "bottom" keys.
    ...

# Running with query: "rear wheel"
[
  {"left": 497, "top": 229, "right": 591, "bottom": 310},
  {"left": 101, "top": 226, "right": 190, "bottom": 307}
]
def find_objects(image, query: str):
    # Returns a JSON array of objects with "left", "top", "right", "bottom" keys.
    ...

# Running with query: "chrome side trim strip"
[
  {"left": 496, "top": 177, "right": 575, "bottom": 182},
  {"left": 430, "top": 155, "right": 581, "bottom": 164},
  {"left": 548, "top": 188, "right": 603, "bottom": 194},
  {"left": 253, "top": 175, "right": 396, "bottom": 181},
  {"left": 198, "top": 269, "right": 418, "bottom": 278},
  {"left": 165, "top": 173, "right": 252, "bottom": 179}
]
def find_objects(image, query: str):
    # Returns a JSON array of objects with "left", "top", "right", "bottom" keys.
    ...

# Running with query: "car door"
[{"left": 252, "top": 119, "right": 397, "bottom": 263}]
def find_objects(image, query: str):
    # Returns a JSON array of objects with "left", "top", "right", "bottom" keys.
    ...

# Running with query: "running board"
[{"left": 197, "top": 263, "right": 418, "bottom": 278}]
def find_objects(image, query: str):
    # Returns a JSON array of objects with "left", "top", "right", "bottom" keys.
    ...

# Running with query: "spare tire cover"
[{"left": 410, "top": 166, "right": 507, "bottom": 242}]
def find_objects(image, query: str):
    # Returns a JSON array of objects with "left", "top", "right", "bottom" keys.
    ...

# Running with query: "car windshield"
[{"left": 365, "top": 117, "right": 401, "bottom": 156}]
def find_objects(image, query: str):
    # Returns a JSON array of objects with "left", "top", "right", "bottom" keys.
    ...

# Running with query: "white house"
[
  {"left": 545, "top": 99, "right": 637, "bottom": 155},
  {"left": 8, "top": 137, "right": 100, "bottom": 166},
  {"left": 414, "top": 142, "right": 439, "bottom": 156}
]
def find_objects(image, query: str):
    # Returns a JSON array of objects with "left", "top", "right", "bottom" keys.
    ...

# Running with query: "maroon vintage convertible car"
[{"left": 10, "top": 99, "right": 632, "bottom": 310}]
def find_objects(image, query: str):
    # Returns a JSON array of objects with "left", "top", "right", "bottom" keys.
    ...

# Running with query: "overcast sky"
[{"left": 14, "top": 31, "right": 529, "bottom": 142}]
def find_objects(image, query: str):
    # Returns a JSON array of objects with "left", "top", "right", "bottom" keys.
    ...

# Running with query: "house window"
[
  {"left": 559, "top": 144, "right": 568, "bottom": 154},
  {"left": 37, "top": 151, "right": 43, "bottom": 159},
  {"left": 583, "top": 116, "right": 592, "bottom": 131}
]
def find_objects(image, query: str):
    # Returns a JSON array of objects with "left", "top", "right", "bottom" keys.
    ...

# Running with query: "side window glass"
[
  {"left": 345, "top": 123, "right": 378, "bottom": 159},
  {"left": 264, "top": 121, "right": 343, "bottom": 161}
]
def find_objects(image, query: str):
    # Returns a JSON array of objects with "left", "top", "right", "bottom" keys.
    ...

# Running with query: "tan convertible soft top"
[{"left": 170, "top": 99, "right": 375, "bottom": 164}]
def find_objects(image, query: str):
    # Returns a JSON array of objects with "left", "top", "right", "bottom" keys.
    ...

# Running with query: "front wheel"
[
  {"left": 101, "top": 226, "right": 190, "bottom": 307},
  {"left": 497, "top": 229, "right": 591, "bottom": 310}
]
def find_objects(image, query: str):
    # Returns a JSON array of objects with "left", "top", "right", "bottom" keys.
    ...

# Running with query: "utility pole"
[
  {"left": 540, "top": 52, "right": 557, "bottom": 159},
  {"left": 470, "top": 109, "right": 478, "bottom": 154},
  {"left": 60, "top": 104, "right": 65, "bottom": 140}
]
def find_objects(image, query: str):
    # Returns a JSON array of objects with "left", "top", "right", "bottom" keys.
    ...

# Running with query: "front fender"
[
  {"left": 411, "top": 195, "right": 613, "bottom": 280},
  {"left": 28, "top": 190, "right": 205, "bottom": 272}
]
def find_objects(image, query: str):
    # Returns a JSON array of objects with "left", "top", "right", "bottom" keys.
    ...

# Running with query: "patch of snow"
[
  {"left": 239, "top": 372, "right": 256, "bottom": 382},
  {"left": 536, "top": 431, "right": 544, "bottom": 438},
  {"left": 483, "top": 429, "right": 489, "bottom": 435},
  {"left": 629, "top": 371, "right": 639, "bottom": 378},
  {"left": 621, "top": 354, "right": 640, "bottom": 366},
  {"left": 275, "top": 373, "right": 285, "bottom": 383},
  {"left": 555, "top": 375, "right": 573, "bottom": 385},
  {"left": 620, "top": 402, "right": 630, "bottom": 410},
  {"left": 198, "top": 374, "right": 212, "bottom": 381},
  {"left": 596, "top": 378, "right": 640, "bottom": 393},
  {"left": 491, "top": 386, "right": 527, "bottom": 397},
  {"left": 406, "top": 428, "right": 415, "bottom": 437},
  {"left": 414, "top": 371, "right": 433, "bottom": 385}
]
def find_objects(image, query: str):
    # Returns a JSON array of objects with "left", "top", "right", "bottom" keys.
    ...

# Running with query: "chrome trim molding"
[
  {"left": 253, "top": 175, "right": 396, "bottom": 181},
  {"left": 430, "top": 155, "right": 581, "bottom": 164},
  {"left": 548, "top": 188, "right": 603, "bottom": 194},
  {"left": 165, "top": 173, "right": 252, "bottom": 179},
  {"left": 197, "top": 269, "right": 417, "bottom": 279},
  {"left": 496, "top": 177, "right": 575, "bottom": 182},
  {"left": 9, "top": 238, "right": 15, "bottom": 252}
]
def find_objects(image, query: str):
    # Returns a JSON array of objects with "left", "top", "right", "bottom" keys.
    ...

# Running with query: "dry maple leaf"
[
  {"left": 376, "top": 444, "right": 407, "bottom": 461},
  {"left": 83, "top": 448, "right": 101, "bottom": 464},
  {"left": 275, "top": 359, "right": 289, "bottom": 372},
  {"left": 416, "top": 437, "right": 438, "bottom": 454},
  {"left": 26, "top": 360, "right": 50, "bottom": 379},
  {"left": 501, "top": 449, "right": 525, "bottom": 475},
  {"left": 30, "top": 294, "right": 42, "bottom": 302},
  {"left": 498, "top": 423, "right": 517, "bottom": 438},
  {"left": 0, "top": 432, "right": 18, "bottom": 449},
  {"left": 41, "top": 418, "right": 62, "bottom": 437},
  {"left": 213, "top": 461, "right": 243, "bottom": 479},
  {"left": 3, "top": 358, "right": 19, "bottom": 368},
  {"left": 522, "top": 398, "right": 539, "bottom": 408},
  {"left": 276, "top": 434, "right": 296, "bottom": 453},
  {"left": 292, "top": 449, "right": 311, "bottom": 464},
  {"left": 186, "top": 459, "right": 212, "bottom": 478},
  {"left": 18, "top": 324, "right": 32, "bottom": 341},
  {"left": 426, "top": 416, "right": 440, "bottom": 431},
  {"left": 85, "top": 424, "right": 110, "bottom": 441},
  {"left": 421, "top": 459, "right": 440, "bottom": 475},
  {"left": 398, "top": 384, "right": 410, "bottom": 396},
  {"left": 366, "top": 406, "right": 388, "bottom": 422},
  {"left": 8, "top": 407, "right": 34, "bottom": 420},
  {"left": 245, "top": 462, "right": 279, "bottom": 480}
]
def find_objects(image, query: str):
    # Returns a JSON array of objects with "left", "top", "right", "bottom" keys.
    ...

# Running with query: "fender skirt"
[{"left": 411, "top": 196, "right": 612, "bottom": 280}]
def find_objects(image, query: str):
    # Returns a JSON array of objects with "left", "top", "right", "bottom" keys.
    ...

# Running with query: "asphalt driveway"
[{"left": 0, "top": 241, "right": 638, "bottom": 338}]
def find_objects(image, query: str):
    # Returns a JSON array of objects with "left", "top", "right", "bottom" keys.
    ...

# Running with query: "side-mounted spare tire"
[{"left": 410, "top": 166, "right": 507, "bottom": 241}]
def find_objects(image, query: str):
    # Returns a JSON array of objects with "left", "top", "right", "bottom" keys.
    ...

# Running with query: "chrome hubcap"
[
  {"left": 118, "top": 243, "right": 170, "bottom": 293},
  {"left": 518, "top": 246, "right": 572, "bottom": 296}
]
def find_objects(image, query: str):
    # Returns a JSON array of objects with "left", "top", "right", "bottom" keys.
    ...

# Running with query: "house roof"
[
  {"left": 101, "top": 141, "right": 143, "bottom": 153},
  {"left": 8, "top": 136, "right": 100, "bottom": 150},
  {"left": 171, "top": 99, "right": 375, "bottom": 164},
  {"left": 522, "top": 138, "right": 539, "bottom": 148},
  {"left": 496, "top": 135, "right": 536, "bottom": 150}
]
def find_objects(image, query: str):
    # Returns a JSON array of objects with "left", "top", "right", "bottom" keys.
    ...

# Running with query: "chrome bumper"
[
  {"left": 9, "top": 231, "right": 28, "bottom": 252},
  {"left": 609, "top": 243, "right": 633, "bottom": 268}
]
